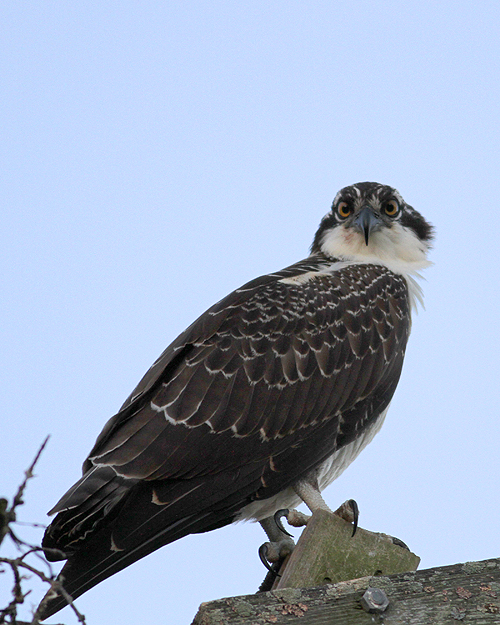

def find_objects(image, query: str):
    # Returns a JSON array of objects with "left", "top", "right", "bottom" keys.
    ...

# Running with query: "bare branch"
[
  {"left": 11, "top": 436, "right": 50, "bottom": 511},
  {"left": 0, "top": 436, "right": 87, "bottom": 624},
  {"left": 0, "top": 500, "right": 15, "bottom": 548}
]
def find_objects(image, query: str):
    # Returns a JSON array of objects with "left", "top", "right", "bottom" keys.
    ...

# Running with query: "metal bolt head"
[{"left": 360, "top": 587, "right": 390, "bottom": 613}]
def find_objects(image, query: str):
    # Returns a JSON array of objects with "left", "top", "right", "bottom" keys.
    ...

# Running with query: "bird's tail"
[
  {"left": 36, "top": 464, "right": 264, "bottom": 620},
  {"left": 36, "top": 505, "right": 232, "bottom": 620}
]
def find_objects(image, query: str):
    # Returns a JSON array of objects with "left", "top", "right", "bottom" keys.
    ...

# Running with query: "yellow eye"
[
  {"left": 384, "top": 199, "right": 399, "bottom": 216},
  {"left": 337, "top": 202, "right": 351, "bottom": 219}
]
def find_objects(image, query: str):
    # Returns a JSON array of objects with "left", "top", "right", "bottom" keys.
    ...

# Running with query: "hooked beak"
[{"left": 354, "top": 206, "right": 382, "bottom": 245}]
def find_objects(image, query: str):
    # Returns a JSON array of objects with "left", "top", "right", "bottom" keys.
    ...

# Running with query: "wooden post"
[
  {"left": 274, "top": 509, "right": 420, "bottom": 590},
  {"left": 193, "top": 557, "right": 500, "bottom": 624}
]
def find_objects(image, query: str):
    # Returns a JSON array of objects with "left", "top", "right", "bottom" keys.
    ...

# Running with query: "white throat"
[
  {"left": 320, "top": 221, "right": 432, "bottom": 312},
  {"left": 321, "top": 221, "right": 431, "bottom": 272}
]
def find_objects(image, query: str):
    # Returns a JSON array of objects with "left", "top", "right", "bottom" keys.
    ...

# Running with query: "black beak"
[{"left": 354, "top": 206, "right": 382, "bottom": 245}]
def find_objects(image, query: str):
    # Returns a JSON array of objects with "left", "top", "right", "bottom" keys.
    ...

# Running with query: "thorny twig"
[
  {"left": 12, "top": 438, "right": 50, "bottom": 511},
  {"left": 0, "top": 438, "right": 86, "bottom": 624}
]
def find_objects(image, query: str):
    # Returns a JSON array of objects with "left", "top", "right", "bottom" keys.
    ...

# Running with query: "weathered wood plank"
[
  {"left": 274, "top": 509, "right": 420, "bottom": 590},
  {"left": 192, "top": 557, "right": 500, "bottom": 624}
]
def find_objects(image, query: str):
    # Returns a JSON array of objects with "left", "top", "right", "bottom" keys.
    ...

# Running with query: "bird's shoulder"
[{"left": 119, "top": 255, "right": 343, "bottom": 409}]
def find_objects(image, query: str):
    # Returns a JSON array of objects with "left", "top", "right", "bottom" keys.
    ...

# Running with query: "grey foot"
[
  {"left": 274, "top": 508, "right": 311, "bottom": 534},
  {"left": 258, "top": 536, "right": 295, "bottom": 573},
  {"left": 275, "top": 499, "right": 359, "bottom": 537},
  {"left": 258, "top": 513, "right": 296, "bottom": 580},
  {"left": 333, "top": 499, "right": 359, "bottom": 536}
]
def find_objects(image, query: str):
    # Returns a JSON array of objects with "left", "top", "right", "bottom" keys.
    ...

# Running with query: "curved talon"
[
  {"left": 347, "top": 499, "right": 359, "bottom": 537},
  {"left": 258, "top": 543, "right": 281, "bottom": 576},
  {"left": 273, "top": 508, "right": 294, "bottom": 537}
]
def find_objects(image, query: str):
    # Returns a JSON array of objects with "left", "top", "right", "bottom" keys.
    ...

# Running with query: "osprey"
[{"left": 39, "top": 182, "right": 433, "bottom": 619}]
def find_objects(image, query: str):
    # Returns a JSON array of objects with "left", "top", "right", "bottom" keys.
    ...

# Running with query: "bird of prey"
[{"left": 39, "top": 182, "right": 433, "bottom": 619}]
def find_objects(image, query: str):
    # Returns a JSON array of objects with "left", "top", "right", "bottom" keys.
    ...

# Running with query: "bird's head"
[{"left": 311, "top": 182, "right": 434, "bottom": 272}]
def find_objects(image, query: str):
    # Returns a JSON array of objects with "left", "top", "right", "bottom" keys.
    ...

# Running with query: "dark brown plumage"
[{"left": 39, "top": 182, "right": 432, "bottom": 619}]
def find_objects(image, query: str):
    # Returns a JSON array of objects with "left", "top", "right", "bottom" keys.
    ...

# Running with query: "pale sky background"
[{"left": 2, "top": 2, "right": 500, "bottom": 624}]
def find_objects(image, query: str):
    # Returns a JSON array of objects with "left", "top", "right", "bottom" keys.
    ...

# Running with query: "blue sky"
[{"left": 2, "top": 2, "right": 500, "bottom": 623}]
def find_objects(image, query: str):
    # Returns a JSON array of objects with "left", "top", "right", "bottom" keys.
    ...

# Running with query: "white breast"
[
  {"left": 316, "top": 406, "right": 389, "bottom": 490},
  {"left": 236, "top": 406, "right": 389, "bottom": 522}
]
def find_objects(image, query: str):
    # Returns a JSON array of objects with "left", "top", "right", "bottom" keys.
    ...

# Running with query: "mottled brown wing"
[{"left": 83, "top": 260, "right": 409, "bottom": 479}]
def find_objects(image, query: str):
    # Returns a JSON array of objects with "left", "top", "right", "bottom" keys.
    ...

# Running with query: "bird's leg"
[
  {"left": 275, "top": 479, "right": 359, "bottom": 536},
  {"left": 257, "top": 514, "right": 296, "bottom": 586},
  {"left": 258, "top": 516, "right": 295, "bottom": 568},
  {"left": 258, "top": 479, "right": 359, "bottom": 580},
  {"left": 294, "top": 479, "right": 333, "bottom": 514}
]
